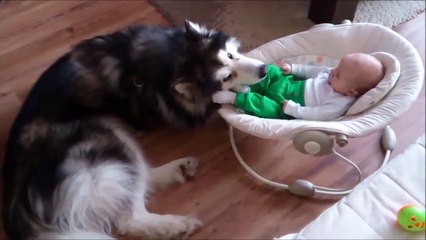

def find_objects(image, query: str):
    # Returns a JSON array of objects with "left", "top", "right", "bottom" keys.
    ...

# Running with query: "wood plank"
[
  {"left": 0, "top": 1, "right": 51, "bottom": 22},
  {"left": 0, "top": 1, "right": 424, "bottom": 239},
  {"left": 0, "top": 1, "right": 169, "bottom": 101}
]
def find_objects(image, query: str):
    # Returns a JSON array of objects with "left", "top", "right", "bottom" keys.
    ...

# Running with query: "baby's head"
[{"left": 330, "top": 53, "right": 385, "bottom": 97}]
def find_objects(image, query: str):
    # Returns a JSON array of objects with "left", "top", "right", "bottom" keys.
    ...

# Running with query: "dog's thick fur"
[{"left": 2, "top": 21, "right": 265, "bottom": 239}]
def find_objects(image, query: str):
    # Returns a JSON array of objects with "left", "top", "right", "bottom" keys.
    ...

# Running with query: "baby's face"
[
  {"left": 329, "top": 60, "right": 358, "bottom": 96},
  {"left": 330, "top": 53, "right": 381, "bottom": 97}
]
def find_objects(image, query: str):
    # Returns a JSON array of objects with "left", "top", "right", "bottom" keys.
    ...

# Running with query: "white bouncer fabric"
[
  {"left": 276, "top": 134, "right": 426, "bottom": 239},
  {"left": 219, "top": 22, "right": 424, "bottom": 140}
]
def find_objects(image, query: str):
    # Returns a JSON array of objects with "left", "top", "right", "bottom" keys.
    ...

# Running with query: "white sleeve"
[
  {"left": 284, "top": 100, "right": 349, "bottom": 121},
  {"left": 291, "top": 64, "right": 331, "bottom": 79}
]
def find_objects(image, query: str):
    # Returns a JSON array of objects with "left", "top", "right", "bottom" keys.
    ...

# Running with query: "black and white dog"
[{"left": 3, "top": 21, "right": 266, "bottom": 239}]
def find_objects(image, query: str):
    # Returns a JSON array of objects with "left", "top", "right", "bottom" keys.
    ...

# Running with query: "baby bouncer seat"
[{"left": 219, "top": 21, "right": 424, "bottom": 198}]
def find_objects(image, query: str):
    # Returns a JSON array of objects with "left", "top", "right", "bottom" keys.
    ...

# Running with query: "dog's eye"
[
  {"left": 227, "top": 53, "right": 234, "bottom": 59},
  {"left": 223, "top": 74, "right": 232, "bottom": 82}
]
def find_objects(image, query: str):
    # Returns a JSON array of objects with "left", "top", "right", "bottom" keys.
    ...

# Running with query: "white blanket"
[{"left": 277, "top": 134, "right": 425, "bottom": 239}]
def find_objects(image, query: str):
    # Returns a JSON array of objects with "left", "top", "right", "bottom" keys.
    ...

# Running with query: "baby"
[{"left": 213, "top": 53, "right": 385, "bottom": 120}]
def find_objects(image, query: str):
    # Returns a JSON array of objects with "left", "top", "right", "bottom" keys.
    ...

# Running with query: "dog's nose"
[{"left": 258, "top": 64, "right": 267, "bottom": 79}]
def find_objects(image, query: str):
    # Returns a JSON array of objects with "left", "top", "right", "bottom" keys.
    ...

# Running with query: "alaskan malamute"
[{"left": 3, "top": 21, "right": 266, "bottom": 239}]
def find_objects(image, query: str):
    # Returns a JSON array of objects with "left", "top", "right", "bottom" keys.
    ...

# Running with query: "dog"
[{"left": 2, "top": 20, "right": 266, "bottom": 239}]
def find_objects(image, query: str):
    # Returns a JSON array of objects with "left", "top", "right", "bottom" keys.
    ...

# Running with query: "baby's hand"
[
  {"left": 280, "top": 63, "right": 292, "bottom": 74},
  {"left": 212, "top": 90, "right": 237, "bottom": 104},
  {"left": 282, "top": 100, "right": 288, "bottom": 110}
]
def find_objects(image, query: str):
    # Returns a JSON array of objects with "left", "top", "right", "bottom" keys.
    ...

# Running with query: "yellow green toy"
[{"left": 397, "top": 205, "right": 425, "bottom": 232}]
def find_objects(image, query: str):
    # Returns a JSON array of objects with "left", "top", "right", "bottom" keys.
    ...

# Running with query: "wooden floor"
[{"left": 0, "top": 1, "right": 424, "bottom": 239}]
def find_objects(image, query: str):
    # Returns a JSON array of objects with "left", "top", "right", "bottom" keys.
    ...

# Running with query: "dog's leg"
[{"left": 149, "top": 157, "right": 199, "bottom": 190}]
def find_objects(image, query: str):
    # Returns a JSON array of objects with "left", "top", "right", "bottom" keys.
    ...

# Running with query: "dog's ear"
[
  {"left": 174, "top": 80, "right": 198, "bottom": 100},
  {"left": 184, "top": 20, "right": 209, "bottom": 38}
]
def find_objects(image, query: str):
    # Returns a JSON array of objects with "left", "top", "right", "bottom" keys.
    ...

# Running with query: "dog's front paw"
[{"left": 173, "top": 157, "right": 199, "bottom": 183}]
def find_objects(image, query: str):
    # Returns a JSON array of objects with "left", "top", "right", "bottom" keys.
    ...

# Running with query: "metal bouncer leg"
[{"left": 228, "top": 125, "right": 396, "bottom": 198}]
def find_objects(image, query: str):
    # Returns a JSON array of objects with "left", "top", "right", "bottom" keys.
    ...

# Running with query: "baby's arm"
[{"left": 283, "top": 100, "right": 349, "bottom": 121}]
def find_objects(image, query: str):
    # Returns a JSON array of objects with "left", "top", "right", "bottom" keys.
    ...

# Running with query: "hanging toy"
[{"left": 397, "top": 205, "right": 425, "bottom": 232}]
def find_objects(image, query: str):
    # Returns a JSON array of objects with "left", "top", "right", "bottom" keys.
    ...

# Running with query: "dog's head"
[{"left": 173, "top": 21, "right": 266, "bottom": 113}]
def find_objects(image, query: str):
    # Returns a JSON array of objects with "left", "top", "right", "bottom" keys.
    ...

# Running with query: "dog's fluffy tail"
[
  {"left": 34, "top": 160, "right": 136, "bottom": 240},
  {"left": 37, "top": 230, "right": 115, "bottom": 239}
]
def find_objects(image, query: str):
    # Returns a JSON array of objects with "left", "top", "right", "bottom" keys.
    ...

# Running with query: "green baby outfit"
[{"left": 234, "top": 64, "right": 305, "bottom": 119}]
